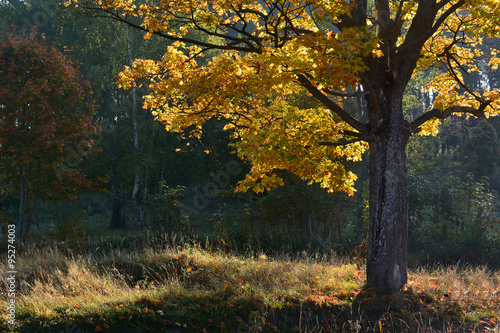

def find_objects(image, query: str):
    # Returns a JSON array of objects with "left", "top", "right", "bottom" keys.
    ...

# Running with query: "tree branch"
[
  {"left": 339, "top": 129, "right": 364, "bottom": 138},
  {"left": 429, "top": 0, "right": 465, "bottom": 37},
  {"left": 317, "top": 128, "right": 364, "bottom": 146},
  {"left": 73, "top": 4, "right": 263, "bottom": 54},
  {"left": 409, "top": 103, "right": 490, "bottom": 134},
  {"left": 322, "top": 87, "right": 370, "bottom": 98},
  {"left": 318, "top": 139, "right": 361, "bottom": 146},
  {"left": 296, "top": 74, "right": 367, "bottom": 134}
]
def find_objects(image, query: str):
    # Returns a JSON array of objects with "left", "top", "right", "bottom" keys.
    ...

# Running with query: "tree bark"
[
  {"left": 126, "top": 25, "right": 143, "bottom": 227},
  {"left": 18, "top": 168, "right": 30, "bottom": 242},
  {"left": 109, "top": 166, "right": 125, "bottom": 230},
  {"left": 18, "top": 167, "right": 36, "bottom": 242},
  {"left": 366, "top": 97, "right": 411, "bottom": 291},
  {"left": 109, "top": 182, "right": 125, "bottom": 230}
]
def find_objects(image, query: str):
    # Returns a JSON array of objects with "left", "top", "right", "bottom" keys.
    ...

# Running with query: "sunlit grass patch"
[
  {"left": 405, "top": 265, "right": 500, "bottom": 324},
  {"left": 1, "top": 241, "right": 499, "bottom": 332}
]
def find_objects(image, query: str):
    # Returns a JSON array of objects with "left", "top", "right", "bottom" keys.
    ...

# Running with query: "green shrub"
[
  {"left": 146, "top": 182, "right": 190, "bottom": 235},
  {"left": 409, "top": 174, "right": 500, "bottom": 267},
  {"left": 209, "top": 203, "right": 256, "bottom": 252},
  {"left": 44, "top": 201, "right": 89, "bottom": 252}
]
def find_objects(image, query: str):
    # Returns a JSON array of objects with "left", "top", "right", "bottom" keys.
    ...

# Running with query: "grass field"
[{"left": 1, "top": 230, "right": 499, "bottom": 333}]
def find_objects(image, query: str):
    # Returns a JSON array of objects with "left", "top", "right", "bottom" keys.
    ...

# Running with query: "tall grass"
[{"left": 1, "top": 237, "right": 499, "bottom": 332}]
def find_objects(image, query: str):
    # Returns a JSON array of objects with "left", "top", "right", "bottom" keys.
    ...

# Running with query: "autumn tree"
[
  {"left": 0, "top": 32, "right": 100, "bottom": 242},
  {"left": 66, "top": 0, "right": 500, "bottom": 290}
]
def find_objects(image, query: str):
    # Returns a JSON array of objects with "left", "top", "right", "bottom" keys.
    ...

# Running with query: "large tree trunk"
[{"left": 366, "top": 96, "right": 411, "bottom": 291}]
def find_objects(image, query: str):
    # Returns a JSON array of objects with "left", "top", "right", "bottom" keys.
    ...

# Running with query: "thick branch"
[
  {"left": 398, "top": 0, "right": 464, "bottom": 52},
  {"left": 318, "top": 139, "right": 361, "bottom": 146},
  {"left": 318, "top": 128, "right": 364, "bottom": 146},
  {"left": 409, "top": 104, "right": 489, "bottom": 134},
  {"left": 322, "top": 87, "right": 370, "bottom": 98},
  {"left": 339, "top": 129, "right": 364, "bottom": 138},
  {"left": 398, "top": 0, "right": 437, "bottom": 53},
  {"left": 296, "top": 74, "right": 367, "bottom": 134}
]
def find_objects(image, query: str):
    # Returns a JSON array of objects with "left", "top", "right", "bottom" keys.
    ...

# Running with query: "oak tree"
[
  {"left": 0, "top": 32, "right": 100, "bottom": 242},
  {"left": 66, "top": 0, "right": 500, "bottom": 290}
]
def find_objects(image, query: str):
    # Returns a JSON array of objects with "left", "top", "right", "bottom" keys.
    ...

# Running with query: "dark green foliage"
[
  {"left": 145, "top": 182, "right": 189, "bottom": 235},
  {"left": 35, "top": 200, "right": 90, "bottom": 252},
  {"left": 209, "top": 202, "right": 256, "bottom": 252},
  {"left": 205, "top": 172, "right": 367, "bottom": 255},
  {"left": 405, "top": 97, "right": 500, "bottom": 268},
  {"left": 408, "top": 174, "right": 500, "bottom": 267},
  {"left": 460, "top": 120, "right": 499, "bottom": 179}
]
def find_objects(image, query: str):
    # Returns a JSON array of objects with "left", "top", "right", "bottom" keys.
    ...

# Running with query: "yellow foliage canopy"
[{"left": 67, "top": 0, "right": 500, "bottom": 194}]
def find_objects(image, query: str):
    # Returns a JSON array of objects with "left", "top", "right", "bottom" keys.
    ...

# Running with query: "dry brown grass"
[{"left": 1, "top": 242, "right": 498, "bottom": 332}]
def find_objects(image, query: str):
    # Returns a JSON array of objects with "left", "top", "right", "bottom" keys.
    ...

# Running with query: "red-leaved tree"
[{"left": 0, "top": 32, "right": 100, "bottom": 242}]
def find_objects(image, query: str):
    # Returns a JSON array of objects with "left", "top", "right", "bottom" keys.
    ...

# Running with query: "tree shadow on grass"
[
  {"left": 14, "top": 292, "right": 316, "bottom": 333},
  {"left": 12, "top": 285, "right": 499, "bottom": 333}
]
